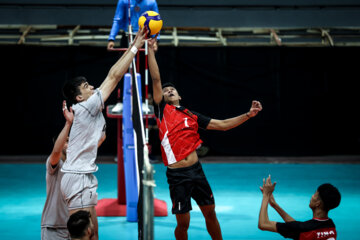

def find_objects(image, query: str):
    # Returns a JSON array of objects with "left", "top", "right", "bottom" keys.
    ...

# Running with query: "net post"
[{"left": 142, "top": 146, "right": 155, "bottom": 240}]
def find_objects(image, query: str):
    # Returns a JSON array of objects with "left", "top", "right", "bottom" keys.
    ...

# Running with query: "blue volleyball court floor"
[{"left": 0, "top": 161, "right": 359, "bottom": 239}]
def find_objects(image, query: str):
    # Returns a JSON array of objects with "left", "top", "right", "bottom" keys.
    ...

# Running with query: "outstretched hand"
[
  {"left": 260, "top": 175, "right": 276, "bottom": 197},
  {"left": 248, "top": 100, "right": 262, "bottom": 118},
  {"left": 133, "top": 27, "right": 148, "bottom": 49},
  {"left": 148, "top": 34, "right": 159, "bottom": 52},
  {"left": 62, "top": 100, "right": 74, "bottom": 124},
  {"left": 260, "top": 186, "right": 277, "bottom": 207}
]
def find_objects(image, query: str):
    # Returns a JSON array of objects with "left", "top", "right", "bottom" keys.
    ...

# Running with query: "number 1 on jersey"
[{"left": 184, "top": 118, "right": 189, "bottom": 127}]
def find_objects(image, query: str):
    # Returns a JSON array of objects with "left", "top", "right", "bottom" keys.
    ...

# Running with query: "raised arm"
[
  {"left": 148, "top": 36, "right": 163, "bottom": 104},
  {"left": 49, "top": 101, "right": 73, "bottom": 166},
  {"left": 258, "top": 175, "right": 278, "bottom": 232},
  {"left": 207, "top": 100, "right": 262, "bottom": 131},
  {"left": 100, "top": 28, "right": 147, "bottom": 102},
  {"left": 266, "top": 194, "right": 295, "bottom": 222}
]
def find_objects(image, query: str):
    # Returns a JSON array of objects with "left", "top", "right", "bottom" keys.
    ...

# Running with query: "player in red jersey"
[
  {"left": 147, "top": 38, "right": 262, "bottom": 240},
  {"left": 258, "top": 175, "right": 341, "bottom": 240}
]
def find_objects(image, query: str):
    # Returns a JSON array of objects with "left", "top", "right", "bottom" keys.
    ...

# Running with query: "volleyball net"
[{"left": 130, "top": 42, "right": 155, "bottom": 240}]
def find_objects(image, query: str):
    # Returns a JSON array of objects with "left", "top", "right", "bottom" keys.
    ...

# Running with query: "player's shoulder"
[{"left": 300, "top": 218, "right": 335, "bottom": 229}]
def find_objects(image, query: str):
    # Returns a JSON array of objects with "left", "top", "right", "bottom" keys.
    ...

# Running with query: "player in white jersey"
[
  {"left": 61, "top": 28, "right": 148, "bottom": 240},
  {"left": 41, "top": 100, "right": 73, "bottom": 240}
]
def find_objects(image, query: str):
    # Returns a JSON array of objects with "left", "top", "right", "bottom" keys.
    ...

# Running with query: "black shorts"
[{"left": 166, "top": 161, "right": 215, "bottom": 214}]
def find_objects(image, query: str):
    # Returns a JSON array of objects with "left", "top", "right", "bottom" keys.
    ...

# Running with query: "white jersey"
[
  {"left": 61, "top": 88, "right": 106, "bottom": 173},
  {"left": 41, "top": 157, "right": 68, "bottom": 228}
]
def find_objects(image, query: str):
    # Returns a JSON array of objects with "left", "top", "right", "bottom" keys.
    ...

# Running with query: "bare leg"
[
  {"left": 69, "top": 207, "right": 99, "bottom": 240},
  {"left": 175, "top": 212, "right": 190, "bottom": 240},
  {"left": 199, "top": 204, "right": 222, "bottom": 240}
]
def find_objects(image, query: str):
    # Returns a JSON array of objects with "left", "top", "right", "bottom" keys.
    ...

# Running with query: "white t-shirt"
[
  {"left": 61, "top": 88, "right": 106, "bottom": 173},
  {"left": 41, "top": 157, "right": 68, "bottom": 228}
]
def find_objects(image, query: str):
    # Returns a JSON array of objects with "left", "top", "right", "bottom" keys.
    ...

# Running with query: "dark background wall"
[
  {"left": 1, "top": 45, "right": 359, "bottom": 156},
  {"left": 1, "top": 0, "right": 360, "bottom": 28}
]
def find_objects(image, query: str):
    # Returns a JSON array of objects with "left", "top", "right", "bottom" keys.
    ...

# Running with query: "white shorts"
[
  {"left": 61, "top": 173, "right": 98, "bottom": 210},
  {"left": 41, "top": 227, "right": 70, "bottom": 240}
]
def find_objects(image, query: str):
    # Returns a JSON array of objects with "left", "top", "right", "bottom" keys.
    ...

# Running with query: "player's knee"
[
  {"left": 176, "top": 219, "right": 190, "bottom": 230},
  {"left": 200, "top": 205, "right": 216, "bottom": 218},
  {"left": 203, "top": 207, "right": 217, "bottom": 220},
  {"left": 176, "top": 224, "right": 189, "bottom": 234},
  {"left": 178, "top": 221, "right": 190, "bottom": 230}
]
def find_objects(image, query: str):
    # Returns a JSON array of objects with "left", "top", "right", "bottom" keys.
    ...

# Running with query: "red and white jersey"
[
  {"left": 276, "top": 218, "right": 337, "bottom": 240},
  {"left": 154, "top": 100, "right": 210, "bottom": 166}
]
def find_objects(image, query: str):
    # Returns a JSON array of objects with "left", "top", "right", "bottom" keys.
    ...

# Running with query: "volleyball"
[{"left": 138, "top": 11, "right": 163, "bottom": 36}]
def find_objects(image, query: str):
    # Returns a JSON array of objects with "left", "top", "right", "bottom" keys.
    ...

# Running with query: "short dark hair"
[
  {"left": 67, "top": 210, "right": 91, "bottom": 238},
  {"left": 62, "top": 76, "right": 87, "bottom": 106},
  {"left": 317, "top": 183, "right": 341, "bottom": 212},
  {"left": 162, "top": 82, "right": 176, "bottom": 89}
]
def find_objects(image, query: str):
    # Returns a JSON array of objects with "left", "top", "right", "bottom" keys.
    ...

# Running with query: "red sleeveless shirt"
[{"left": 155, "top": 100, "right": 210, "bottom": 166}]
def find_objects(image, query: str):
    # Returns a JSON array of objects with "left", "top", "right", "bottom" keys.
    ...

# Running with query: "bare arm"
[
  {"left": 207, "top": 100, "right": 262, "bottom": 131},
  {"left": 99, "top": 28, "right": 147, "bottom": 102},
  {"left": 259, "top": 194, "right": 278, "bottom": 232},
  {"left": 49, "top": 101, "right": 73, "bottom": 166},
  {"left": 268, "top": 196, "right": 295, "bottom": 222},
  {"left": 258, "top": 175, "right": 278, "bottom": 232},
  {"left": 260, "top": 185, "right": 296, "bottom": 222},
  {"left": 207, "top": 114, "right": 250, "bottom": 131},
  {"left": 98, "top": 134, "right": 106, "bottom": 148},
  {"left": 148, "top": 36, "right": 162, "bottom": 104}
]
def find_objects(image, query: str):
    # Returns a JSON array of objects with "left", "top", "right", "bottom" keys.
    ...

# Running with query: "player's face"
[
  {"left": 162, "top": 86, "right": 181, "bottom": 105},
  {"left": 309, "top": 190, "right": 321, "bottom": 209},
  {"left": 78, "top": 82, "right": 94, "bottom": 101}
]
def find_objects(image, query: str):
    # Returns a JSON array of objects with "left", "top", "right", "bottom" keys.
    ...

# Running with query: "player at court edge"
[{"left": 258, "top": 175, "right": 341, "bottom": 240}]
